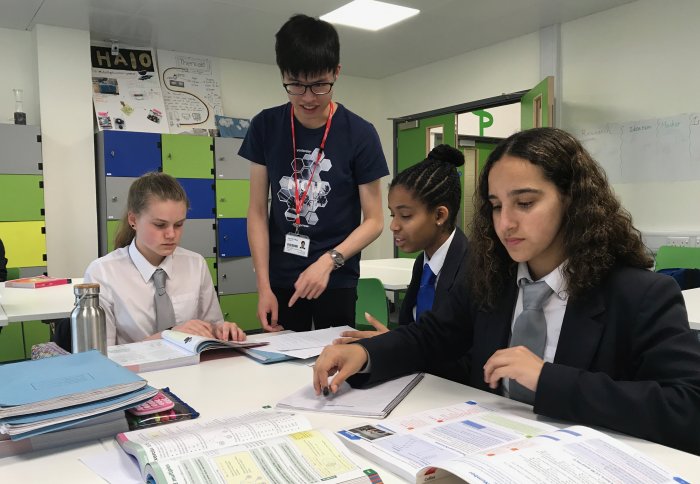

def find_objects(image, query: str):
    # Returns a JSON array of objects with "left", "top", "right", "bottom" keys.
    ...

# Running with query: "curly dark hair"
[
  {"left": 469, "top": 127, "right": 653, "bottom": 308},
  {"left": 390, "top": 144, "right": 465, "bottom": 232}
]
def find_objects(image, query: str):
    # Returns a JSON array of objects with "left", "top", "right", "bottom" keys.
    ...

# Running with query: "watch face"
[{"left": 331, "top": 250, "right": 344, "bottom": 268}]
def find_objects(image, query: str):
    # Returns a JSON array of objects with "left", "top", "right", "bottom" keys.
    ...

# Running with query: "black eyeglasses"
[{"left": 283, "top": 82, "right": 335, "bottom": 96}]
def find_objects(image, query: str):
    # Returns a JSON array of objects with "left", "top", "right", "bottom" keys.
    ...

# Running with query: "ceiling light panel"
[{"left": 321, "top": 0, "right": 419, "bottom": 31}]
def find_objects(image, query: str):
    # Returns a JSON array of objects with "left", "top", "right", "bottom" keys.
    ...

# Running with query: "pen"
[{"left": 322, "top": 386, "right": 330, "bottom": 397}]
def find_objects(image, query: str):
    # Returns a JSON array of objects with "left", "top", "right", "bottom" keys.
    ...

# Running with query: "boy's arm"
[
  {"left": 248, "top": 163, "right": 281, "bottom": 331},
  {"left": 288, "top": 179, "right": 384, "bottom": 305}
]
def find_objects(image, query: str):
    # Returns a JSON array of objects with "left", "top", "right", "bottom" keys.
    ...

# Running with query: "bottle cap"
[{"left": 74, "top": 283, "right": 100, "bottom": 296}]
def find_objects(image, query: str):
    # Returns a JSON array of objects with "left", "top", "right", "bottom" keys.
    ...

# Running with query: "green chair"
[
  {"left": 5, "top": 267, "right": 20, "bottom": 280},
  {"left": 654, "top": 246, "right": 700, "bottom": 271},
  {"left": 355, "top": 278, "right": 390, "bottom": 330}
]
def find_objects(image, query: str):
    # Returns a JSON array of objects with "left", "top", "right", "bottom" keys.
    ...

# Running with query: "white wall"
[
  {"left": 35, "top": 24, "right": 98, "bottom": 276},
  {"left": 561, "top": 0, "right": 700, "bottom": 233},
  {"left": 0, "top": 27, "right": 40, "bottom": 126}
]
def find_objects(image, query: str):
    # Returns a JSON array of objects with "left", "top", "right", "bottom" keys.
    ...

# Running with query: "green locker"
[
  {"left": 0, "top": 221, "right": 46, "bottom": 267},
  {"left": 216, "top": 180, "right": 250, "bottom": 218},
  {"left": 107, "top": 219, "right": 120, "bottom": 253},
  {"left": 205, "top": 257, "right": 217, "bottom": 286},
  {"left": 219, "top": 293, "right": 261, "bottom": 332},
  {"left": 23, "top": 320, "right": 51, "bottom": 355},
  {"left": 161, "top": 134, "right": 214, "bottom": 179},
  {"left": 0, "top": 323, "right": 25, "bottom": 362},
  {"left": 0, "top": 175, "right": 44, "bottom": 221}
]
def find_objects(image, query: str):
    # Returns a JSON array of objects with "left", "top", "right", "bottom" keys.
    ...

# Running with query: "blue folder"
[{"left": 0, "top": 350, "right": 146, "bottom": 418}]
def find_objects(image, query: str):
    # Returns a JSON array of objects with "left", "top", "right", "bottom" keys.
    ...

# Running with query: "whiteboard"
[{"left": 574, "top": 113, "right": 700, "bottom": 183}]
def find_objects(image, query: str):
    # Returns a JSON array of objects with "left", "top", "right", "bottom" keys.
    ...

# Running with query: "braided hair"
[{"left": 391, "top": 144, "right": 465, "bottom": 231}]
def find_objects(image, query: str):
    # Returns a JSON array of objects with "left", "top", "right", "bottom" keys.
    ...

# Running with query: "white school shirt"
[
  {"left": 413, "top": 229, "right": 456, "bottom": 320},
  {"left": 503, "top": 261, "right": 569, "bottom": 395},
  {"left": 84, "top": 240, "right": 224, "bottom": 345}
]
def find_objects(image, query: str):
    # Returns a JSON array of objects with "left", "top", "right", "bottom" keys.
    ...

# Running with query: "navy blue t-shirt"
[{"left": 239, "top": 102, "right": 388, "bottom": 289}]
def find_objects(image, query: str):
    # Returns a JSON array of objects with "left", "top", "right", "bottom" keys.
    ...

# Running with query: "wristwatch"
[{"left": 327, "top": 249, "right": 345, "bottom": 270}]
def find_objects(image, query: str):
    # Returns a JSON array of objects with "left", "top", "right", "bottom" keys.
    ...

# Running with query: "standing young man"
[{"left": 240, "top": 14, "right": 388, "bottom": 333}]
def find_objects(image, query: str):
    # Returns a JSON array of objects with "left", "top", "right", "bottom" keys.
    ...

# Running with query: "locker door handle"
[
  {"left": 220, "top": 197, "right": 226, "bottom": 202},
  {"left": 223, "top": 235, "right": 229, "bottom": 240},
  {"left": 218, "top": 156, "right": 225, "bottom": 161},
  {"left": 222, "top": 274, "right": 227, "bottom": 279},
  {"left": 167, "top": 153, "right": 172, "bottom": 159},
  {"left": 110, "top": 150, "right": 116, "bottom": 157},
  {"left": 111, "top": 196, "right": 118, "bottom": 202}
]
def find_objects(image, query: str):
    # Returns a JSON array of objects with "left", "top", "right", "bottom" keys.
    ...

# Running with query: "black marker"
[{"left": 322, "top": 386, "right": 330, "bottom": 397}]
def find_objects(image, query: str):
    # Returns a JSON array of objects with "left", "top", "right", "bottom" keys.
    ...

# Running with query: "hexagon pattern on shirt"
[{"left": 277, "top": 148, "right": 331, "bottom": 226}]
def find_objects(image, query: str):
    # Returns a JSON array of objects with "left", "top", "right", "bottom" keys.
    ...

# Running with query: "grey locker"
[
  {"left": 217, "top": 257, "right": 257, "bottom": 294},
  {"left": 19, "top": 266, "right": 47, "bottom": 277},
  {"left": 214, "top": 138, "right": 249, "bottom": 179},
  {"left": 180, "top": 219, "right": 216, "bottom": 257},
  {"left": 0, "top": 124, "right": 42, "bottom": 174},
  {"left": 105, "top": 177, "right": 136, "bottom": 220}
]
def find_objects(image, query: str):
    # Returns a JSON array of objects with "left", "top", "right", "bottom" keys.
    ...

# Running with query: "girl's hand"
[
  {"left": 313, "top": 344, "right": 369, "bottom": 395},
  {"left": 213, "top": 321, "right": 246, "bottom": 341},
  {"left": 171, "top": 319, "right": 216, "bottom": 338},
  {"left": 483, "top": 346, "right": 545, "bottom": 392},
  {"left": 333, "top": 312, "right": 389, "bottom": 344}
]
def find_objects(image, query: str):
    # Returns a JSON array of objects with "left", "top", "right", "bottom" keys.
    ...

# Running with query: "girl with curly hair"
[{"left": 313, "top": 127, "right": 700, "bottom": 454}]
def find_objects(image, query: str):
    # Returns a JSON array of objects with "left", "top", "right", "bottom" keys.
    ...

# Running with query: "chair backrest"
[
  {"left": 5, "top": 267, "right": 20, "bottom": 280},
  {"left": 655, "top": 246, "right": 700, "bottom": 271},
  {"left": 355, "top": 278, "right": 389, "bottom": 330}
]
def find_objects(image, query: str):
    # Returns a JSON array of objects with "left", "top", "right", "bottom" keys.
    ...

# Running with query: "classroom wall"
[
  {"left": 0, "top": 27, "right": 40, "bottom": 126},
  {"left": 561, "top": 0, "right": 700, "bottom": 233},
  {"left": 6, "top": 0, "right": 700, "bottom": 268}
]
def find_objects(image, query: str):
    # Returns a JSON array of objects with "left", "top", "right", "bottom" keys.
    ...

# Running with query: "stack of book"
[{"left": 0, "top": 350, "right": 157, "bottom": 441}]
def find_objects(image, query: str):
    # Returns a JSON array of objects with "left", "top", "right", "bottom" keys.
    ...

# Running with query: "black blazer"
[
  {"left": 354, "top": 266, "right": 700, "bottom": 454},
  {"left": 398, "top": 227, "right": 469, "bottom": 324},
  {"left": 398, "top": 228, "right": 470, "bottom": 384},
  {"left": 0, "top": 238, "right": 7, "bottom": 282}
]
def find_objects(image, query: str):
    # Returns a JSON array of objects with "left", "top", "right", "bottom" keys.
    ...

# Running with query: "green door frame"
[{"left": 391, "top": 91, "right": 528, "bottom": 181}]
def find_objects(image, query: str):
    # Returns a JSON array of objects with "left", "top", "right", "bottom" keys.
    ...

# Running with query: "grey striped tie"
[
  {"left": 153, "top": 268, "right": 176, "bottom": 332},
  {"left": 509, "top": 279, "right": 553, "bottom": 404}
]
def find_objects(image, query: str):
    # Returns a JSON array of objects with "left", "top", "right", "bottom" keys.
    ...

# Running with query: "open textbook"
[
  {"left": 107, "top": 330, "right": 268, "bottom": 372},
  {"left": 116, "top": 409, "right": 381, "bottom": 484},
  {"left": 336, "top": 401, "right": 689, "bottom": 483}
]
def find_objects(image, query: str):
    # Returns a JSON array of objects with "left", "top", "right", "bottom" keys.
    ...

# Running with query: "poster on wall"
[
  {"left": 90, "top": 44, "right": 169, "bottom": 133},
  {"left": 157, "top": 50, "right": 223, "bottom": 134}
]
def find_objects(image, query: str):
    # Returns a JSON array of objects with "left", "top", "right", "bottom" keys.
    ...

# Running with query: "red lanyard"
[{"left": 290, "top": 103, "right": 334, "bottom": 226}]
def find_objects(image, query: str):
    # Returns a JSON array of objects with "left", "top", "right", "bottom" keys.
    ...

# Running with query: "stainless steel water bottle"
[{"left": 70, "top": 283, "right": 107, "bottom": 355}]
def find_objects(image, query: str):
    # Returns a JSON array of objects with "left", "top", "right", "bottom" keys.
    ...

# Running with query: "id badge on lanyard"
[{"left": 283, "top": 103, "right": 334, "bottom": 258}]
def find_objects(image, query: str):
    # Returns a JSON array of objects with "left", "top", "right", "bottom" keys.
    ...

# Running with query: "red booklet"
[{"left": 4, "top": 275, "right": 72, "bottom": 289}]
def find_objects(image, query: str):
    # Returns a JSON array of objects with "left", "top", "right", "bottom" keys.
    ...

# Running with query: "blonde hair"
[{"left": 113, "top": 172, "right": 190, "bottom": 249}]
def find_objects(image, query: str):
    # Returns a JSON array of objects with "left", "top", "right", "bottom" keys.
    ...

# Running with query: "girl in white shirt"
[{"left": 85, "top": 172, "right": 245, "bottom": 345}]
